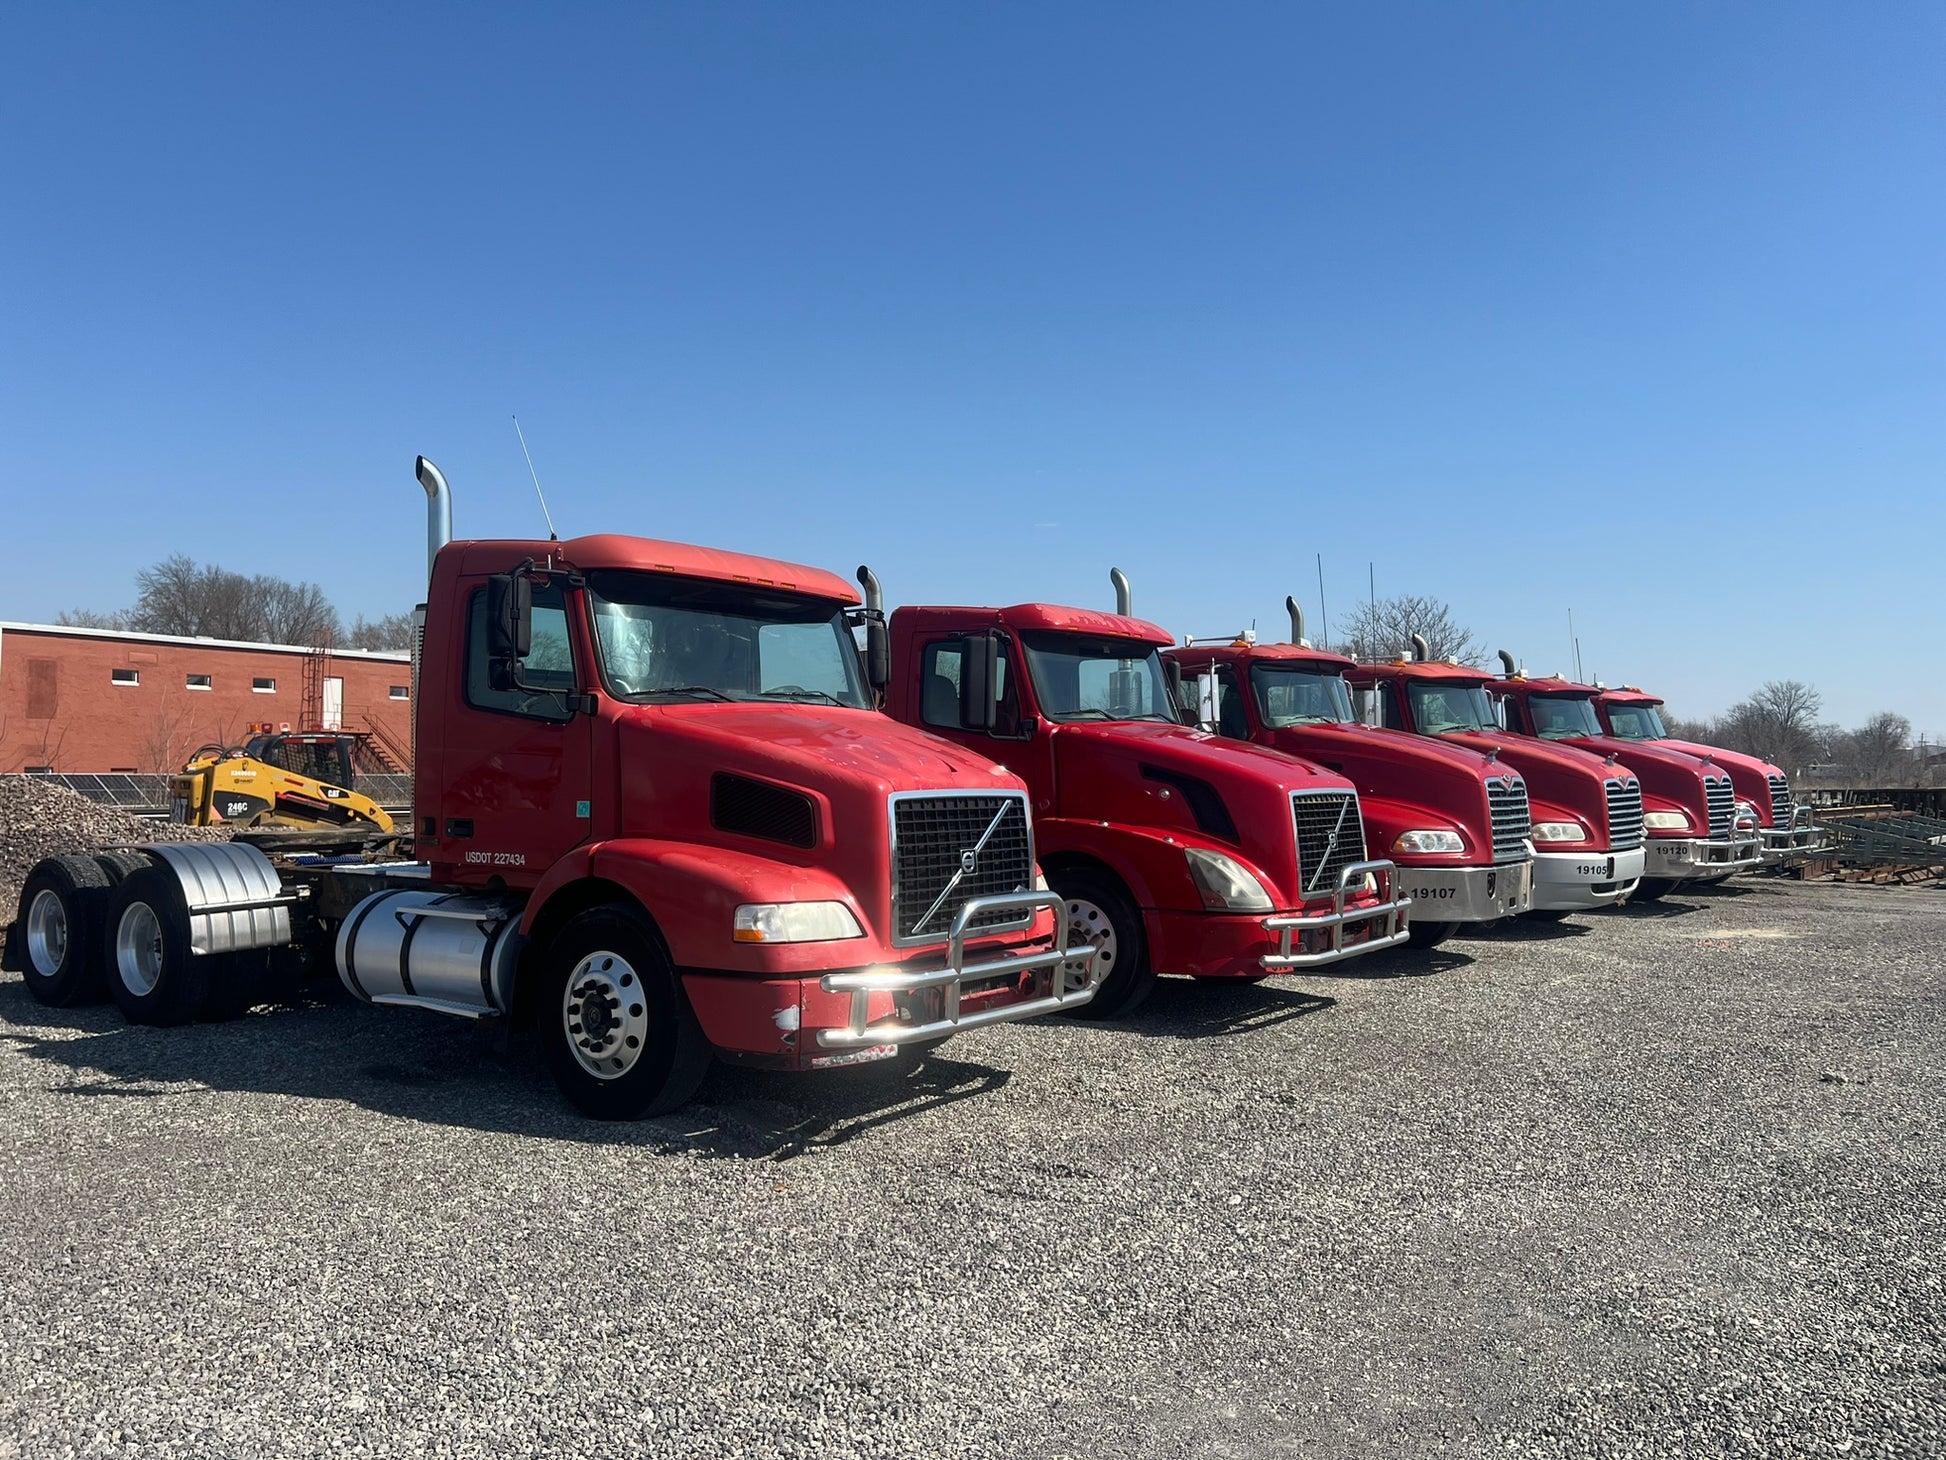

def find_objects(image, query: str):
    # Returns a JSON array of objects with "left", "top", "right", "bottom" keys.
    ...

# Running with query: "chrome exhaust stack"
[
  {"left": 1410, "top": 633, "right": 1430, "bottom": 661},
  {"left": 1285, "top": 596, "right": 1309, "bottom": 647},
  {"left": 415, "top": 455, "right": 453, "bottom": 584},
  {"left": 1497, "top": 649, "right": 1518, "bottom": 676},
  {"left": 1110, "top": 567, "right": 1132, "bottom": 617}
]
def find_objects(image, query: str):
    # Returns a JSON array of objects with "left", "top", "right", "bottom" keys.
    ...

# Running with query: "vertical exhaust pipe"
[
  {"left": 1285, "top": 596, "right": 1308, "bottom": 647},
  {"left": 1497, "top": 649, "right": 1518, "bottom": 676},
  {"left": 1109, "top": 567, "right": 1132, "bottom": 617},
  {"left": 415, "top": 455, "right": 453, "bottom": 584},
  {"left": 855, "top": 565, "right": 890, "bottom": 693},
  {"left": 1410, "top": 633, "right": 1430, "bottom": 661}
]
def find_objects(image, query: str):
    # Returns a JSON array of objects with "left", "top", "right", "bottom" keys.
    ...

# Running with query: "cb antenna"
[{"left": 513, "top": 415, "right": 560, "bottom": 542}]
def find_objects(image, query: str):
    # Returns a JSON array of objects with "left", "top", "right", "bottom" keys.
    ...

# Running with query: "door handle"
[{"left": 446, "top": 819, "right": 474, "bottom": 838}]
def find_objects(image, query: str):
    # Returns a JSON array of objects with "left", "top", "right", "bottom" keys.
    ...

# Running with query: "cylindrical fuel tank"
[{"left": 335, "top": 889, "right": 525, "bottom": 1015}]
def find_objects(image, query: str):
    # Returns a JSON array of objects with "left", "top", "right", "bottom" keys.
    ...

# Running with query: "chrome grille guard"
[
  {"left": 816, "top": 891, "right": 1097, "bottom": 1047},
  {"left": 1261, "top": 859, "right": 1411, "bottom": 970}
]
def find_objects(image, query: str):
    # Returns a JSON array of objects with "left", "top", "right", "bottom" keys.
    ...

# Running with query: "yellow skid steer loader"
[{"left": 170, "top": 726, "right": 395, "bottom": 835}]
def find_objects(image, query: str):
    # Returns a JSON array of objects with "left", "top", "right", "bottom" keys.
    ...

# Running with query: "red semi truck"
[
  {"left": 878, "top": 571, "right": 1411, "bottom": 1018},
  {"left": 1593, "top": 687, "right": 1824, "bottom": 865},
  {"left": 1487, "top": 656, "right": 1762, "bottom": 900},
  {"left": 3, "top": 458, "right": 1096, "bottom": 1118},
  {"left": 1162, "top": 599, "right": 1533, "bottom": 949},
  {"left": 1342, "top": 646, "right": 1646, "bottom": 917}
]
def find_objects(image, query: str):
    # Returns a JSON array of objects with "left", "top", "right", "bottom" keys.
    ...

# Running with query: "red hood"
[
  {"left": 1643, "top": 739, "right": 1785, "bottom": 822},
  {"left": 1430, "top": 730, "right": 1634, "bottom": 847},
  {"left": 1543, "top": 734, "right": 1724, "bottom": 821}
]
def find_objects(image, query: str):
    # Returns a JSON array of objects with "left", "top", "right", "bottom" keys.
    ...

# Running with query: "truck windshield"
[
  {"left": 1408, "top": 682, "right": 1499, "bottom": 734},
  {"left": 1529, "top": 693, "right": 1605, "bottom": 740},
  {"left": 1249, "top": 666, "right": 1354, "bottom": 726},
  {"left": 1019, "top": 631, "right": 1176, "bottom": 723},
  {"left": 1604, "top": 703, "right": 1668, "bottom": 740},
  {"left": 585, "top": 570, "right": 870, "bottom": 708}
]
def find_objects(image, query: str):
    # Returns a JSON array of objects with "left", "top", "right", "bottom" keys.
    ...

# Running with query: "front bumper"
[
  {"left": 1760, "top": 807, "right": 1827, "bottom": 864},
  {"left": 1261, "top": 859, "right": 1412, "bottom": 969},
  {"left": 1644, "top": 833, "right": 1764, "bottom": 883},
  {"left": 815, "top": 891, "right": 1098, "bottom": 1049},
  {"left": 1529, "top": 845, "right": 1646, "bottom": 910},
  {"left": 1393, "top": 858, "right": 1533, "bottom": 922}
]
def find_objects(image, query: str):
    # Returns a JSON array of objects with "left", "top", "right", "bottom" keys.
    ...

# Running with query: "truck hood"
[
  {"left": 1430, "top": 731, "right": 1631, "bottom": 846},
  {"left": 1047, "top": 720, "right": 1359, "bottom": 904},
  {"left": 1644, "top": 739, "right": 1785, "bottom": 822},
  {"left": 1549, "top": 734, "right": 1717, "bottom": 817},
  {"left": 614, "top": 702, "right": 1023, "bottom": 845}
]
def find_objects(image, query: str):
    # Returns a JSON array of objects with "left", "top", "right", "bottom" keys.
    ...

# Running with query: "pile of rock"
[{"left": 0, "top": 776, "right": 229, "bottom": 919}]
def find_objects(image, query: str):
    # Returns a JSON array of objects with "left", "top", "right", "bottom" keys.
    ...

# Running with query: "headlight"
[
  {"left": 732, "top": 901, "right": 864, "bottom": 943},
  {"left": 1183, "top": 847, "right": 1274, "bottom": 912},
  {"left": 1392, "top": 829, "right": 1465, "bottom": 854},
  {"left": 1643, "top": 810, "right": 1693, "bottom": 831},
  {"left": 1530, "top": 821, "right": 1590, "bottom": 843}
]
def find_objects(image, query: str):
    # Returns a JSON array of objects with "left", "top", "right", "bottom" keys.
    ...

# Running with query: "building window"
[
  {"left": 253, "top": 677, "right": 277, "bottom": 693},
  {"left": 110, "top": 767, "right": 138, "bottom": 773},
  {"left": 111, "top": 668, "right": 140, "bottom": 686},
  {"left": 186, "top": 674, "right": 213, "bottom": 690},
  {"left": 24, "top": 766, "right": 53, "bottom": 775},
  {"left": 389, "top": 685, "right": 410, "bottom": 700}
]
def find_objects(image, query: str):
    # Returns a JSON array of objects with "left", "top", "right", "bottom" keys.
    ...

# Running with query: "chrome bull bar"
[
  {"left": 816, "top": 891, "right": 1097, "bottom": 1048},
  {"left": 1260, "top": 859, "right": 1412, "bottom": 970},
  {"left": 1760, "top": 806, "right": 1827, "bottom": 862}
]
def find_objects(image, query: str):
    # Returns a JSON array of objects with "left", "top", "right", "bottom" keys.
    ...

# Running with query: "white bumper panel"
[
  {"left": 1394, "top": 859, "right": 1534, "bottom": 923},
  {"left": 1529, "top": 845, "right": 1647, "bottom": 911},
  {"left": 1645, "top": 834, "right": 1764, "bottom": 882}
]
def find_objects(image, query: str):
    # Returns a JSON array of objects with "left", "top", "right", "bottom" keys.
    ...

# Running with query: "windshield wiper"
[
  {"left": 646, "top": 685, "right": 735, "bottom": 702},
  {"left": 759, "top": 687, "right": 851, "bottom": 706}
]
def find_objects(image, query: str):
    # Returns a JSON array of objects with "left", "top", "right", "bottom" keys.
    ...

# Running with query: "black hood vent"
[
  {"left": 1141, "top": 765, "right": 1239, "bottom": 843},
  {"left": 712, "top": 774, "right": 817, "bottom": 849}
]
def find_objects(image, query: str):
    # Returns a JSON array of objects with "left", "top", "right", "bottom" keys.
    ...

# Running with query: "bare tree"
[
  {"left": 122, "top": 555, "right": 340, "bottom": 645},
  {"left": 1843, "top": 711, "right": 1912, "bottom": 784},
  {"left": 1331, "top": 595, "right": 1484, "bottom": 666},
  {"left": 257, "top": 577, "right": 340, "bottom": 647},
  {"left": 345, "top": 611, "right": 416, "bottom": 651},
  {"left": 55, "top": 607, "right": 130, "bottom": 629}
]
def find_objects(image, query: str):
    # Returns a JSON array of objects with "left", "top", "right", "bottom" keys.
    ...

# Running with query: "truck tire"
[
  {"left": 104, "top": 865, "right": 214, "bottom": 1027},
  {"left": 1406, "top": 919, "right": 1460, "bottom": 949},
  {"left": 541, "top": 906, "right": 710, "bottom": 1120},
  {"left": 15, "top": 855, "right": 115, "bottom": 1006},
  {"left": 1049, "top": 869, "right": 1155, "bottom": 1020},
  {"left": 93, "top": 850, "right": 152, "bottom": 886},
  {"left": 1632, "top": 879, "right": 1677, "bottom": 903}
]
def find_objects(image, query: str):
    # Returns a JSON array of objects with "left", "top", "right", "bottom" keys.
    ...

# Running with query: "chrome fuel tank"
[{"left": 335, "top": 889, "right": 525, "bottom": 1018}]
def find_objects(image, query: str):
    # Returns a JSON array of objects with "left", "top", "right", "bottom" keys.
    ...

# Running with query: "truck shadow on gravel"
[{"left": 0, "top": 977, "right": 1014, "bottom": 1163}]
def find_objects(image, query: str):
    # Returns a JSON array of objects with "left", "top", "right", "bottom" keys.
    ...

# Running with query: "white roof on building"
[{"left": 0, "top": 621, "right": 411, "bottom": 663}]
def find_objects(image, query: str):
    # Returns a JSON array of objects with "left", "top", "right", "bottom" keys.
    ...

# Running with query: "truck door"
[
  {"left": 913, "top": 633, "right": 1055, "bottom": 807},
  {"left": 438, "top": 578, "right": 595, "bottom": 885}
]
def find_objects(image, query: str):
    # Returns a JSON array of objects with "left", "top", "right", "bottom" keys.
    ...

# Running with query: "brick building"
[{"left": 0, "top": 623, "right": 413, "bottom": 774}]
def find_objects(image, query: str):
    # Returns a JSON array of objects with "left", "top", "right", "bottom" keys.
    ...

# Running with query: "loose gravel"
[
  {"left": 0, "top": 778, "right": 227, "bottom": 915},
  {"left": 0, "top": 878, "right": 1940, "bottom": 1459}
]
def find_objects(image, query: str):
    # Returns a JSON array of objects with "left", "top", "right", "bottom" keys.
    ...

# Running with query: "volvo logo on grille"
[
  {"left": 960, "top": 848, "right": 979, "bottom": 873},
  {"left": 911, "top": 800, "right": 1016, "bottom": 936}
]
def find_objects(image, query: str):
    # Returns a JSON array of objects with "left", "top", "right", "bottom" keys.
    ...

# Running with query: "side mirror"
[
  {"left": 960, "top": 633, "right": 999, "bottom": 733},
  {"left": 486, "top": 573, "right": 532, "bottom": 691},
  {"left": 863, "top": 619, "right": 890, "bottom": 692},
  {"left": 1356, "top": 688, "right": 1382, "bottom": 728},
  {"left": 1194, "top": 673, "right": 1220, "bottom": 733}
]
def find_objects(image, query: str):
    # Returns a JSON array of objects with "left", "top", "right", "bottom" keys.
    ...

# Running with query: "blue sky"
[{"left": 3, "top": 4, "right": 1941, "bottom": 734}]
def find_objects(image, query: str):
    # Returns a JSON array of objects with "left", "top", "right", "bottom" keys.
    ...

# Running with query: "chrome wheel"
[
  {"left": 563, "top": 951, "right": 651, "bottom": 1080},
  {"left": 1065, "top": 897, "right": 1118, "bottom": 983},
  {"left": 115, "top": 902, "right": 165, "bottom": 998},
  {"left": 25, "top": 889, "right": 69, "bottom": 977}
]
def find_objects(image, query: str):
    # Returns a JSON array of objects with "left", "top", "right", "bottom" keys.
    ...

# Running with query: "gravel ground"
[
  {"left": 0, "top": 878, "right": 1940, "bottom": 1459},
  {"left": 0, "top": 779, "right": 228, "bottom": 915}
]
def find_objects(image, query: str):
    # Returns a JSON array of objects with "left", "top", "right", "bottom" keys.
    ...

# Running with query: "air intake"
[{"left": 712, "top": 775, "right": 818, "bottom": 849}]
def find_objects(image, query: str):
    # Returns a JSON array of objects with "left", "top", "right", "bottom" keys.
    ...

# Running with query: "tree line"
[
  {"left": 57, "top": 554, "right": 413, "bottom": 651},
  {"left": 1661, "top": 682, "right": 1921, "bottom": 783}
]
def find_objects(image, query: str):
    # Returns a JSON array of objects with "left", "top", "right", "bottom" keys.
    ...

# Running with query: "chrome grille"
[
  {"left": 1604, "top": 778, "right": 1643, "bottom": 850},
  {"left": 1486, "top": 777, "right": 1531, "bottom": 862},
  {"left": 1767, "top": 772, "right": 1792, "bottom": 828},
  {"left": 1292, "top": 791, "right": 1366, "bottom": 896},
  {"left": 1705, "top": 774, "right": 1735, "bottom": 839},
  {"left": 889, "top": 792, "right": 1035, "bottom": 947}
]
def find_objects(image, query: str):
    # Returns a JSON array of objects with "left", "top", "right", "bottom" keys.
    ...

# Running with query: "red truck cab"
[
  {"left": 1594, "top": 688, "right": 1823, "bottom": 865},
  {"left": 1162, "top": 604, "right": 1532, "bottom": 948},
  {"left": 394, "top": 526, "right": 1095, "bottom": 1115},
  {"left": 882, "top": 590, "right": 1410, "bottom": 1017},
  {"left": 1343, "top": 655, "right": 1646, "bottom": 916},
  {"left": 1488, "top": 661, "right": 1761, "bottom": 899}
]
